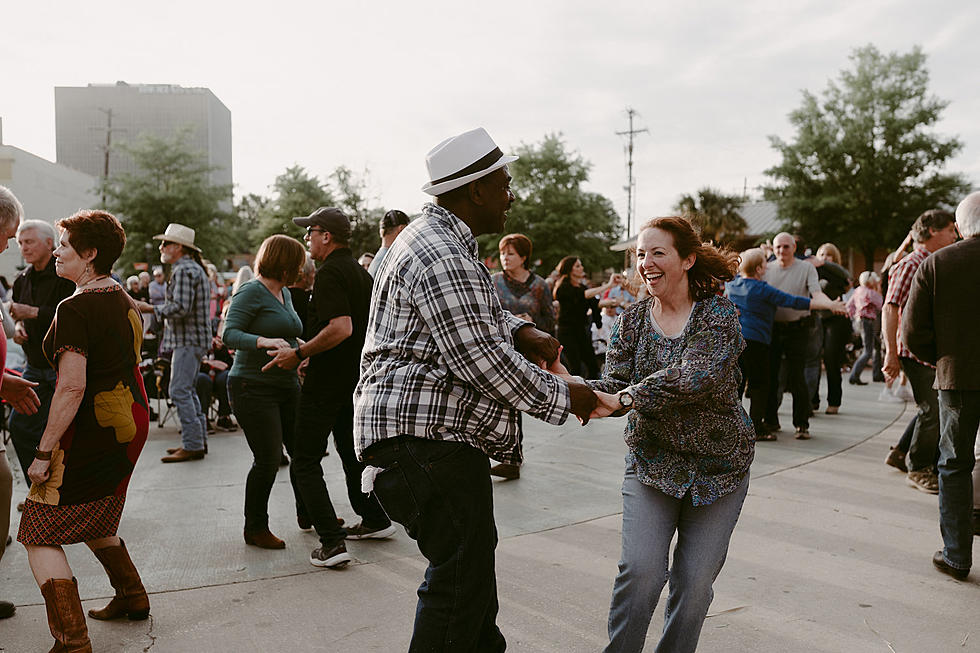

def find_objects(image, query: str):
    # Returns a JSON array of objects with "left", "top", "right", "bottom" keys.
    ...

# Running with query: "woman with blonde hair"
[{"left": 812, "top": 242, "right": 852, "bottom": 414}]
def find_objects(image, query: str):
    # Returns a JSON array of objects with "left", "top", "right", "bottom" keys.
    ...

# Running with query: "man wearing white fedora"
[
  {"left": 354, "top": 127, "right": 598, "bottom": 651},
  {"left": 136, "top": 223, "right": 212, "bottom": 463}
]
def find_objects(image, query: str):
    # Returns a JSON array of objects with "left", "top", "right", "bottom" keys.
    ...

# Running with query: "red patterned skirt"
[{"left": 18, "top": 495, "right": 126, "bottom": 545}]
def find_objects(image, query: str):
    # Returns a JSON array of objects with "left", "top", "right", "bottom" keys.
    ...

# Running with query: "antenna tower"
[{"left": 615, "top": 107, "right": 648, "bottom": 238}]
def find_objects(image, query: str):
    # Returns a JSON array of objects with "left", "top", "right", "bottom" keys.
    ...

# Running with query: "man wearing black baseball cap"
[
  {"left": 264, "top": 206, "right": 394, "bottom": 568},
  {"left": 367, "top": 209, "right": 410, "bottom": 277}
]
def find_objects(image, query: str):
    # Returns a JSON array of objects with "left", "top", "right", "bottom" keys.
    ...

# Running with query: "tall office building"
[{"left": 55, "top": 82, "right": 232, "bottom": 192}]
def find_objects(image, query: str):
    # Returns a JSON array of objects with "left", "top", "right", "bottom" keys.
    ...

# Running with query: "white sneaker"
[{"left": 895, "top": 384, "right": 915, "bottom": 401}]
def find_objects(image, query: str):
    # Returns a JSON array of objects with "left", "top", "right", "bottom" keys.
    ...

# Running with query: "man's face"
[
  {"left": 159, "top": 241, "right": 182, "bottom": 264},
  {"left": 930, "top": 222, "right": 959, "bottom": 251},
  {"left": 772, "top": 235, "right": 796, "bottom": 265},
  {"left": 304, "top": 225, "right": 330, "bottom": 261},
  {"left": 0, "top": 222, "right": 18, "bottom": 254},
  {"left": 18, "top": 228, "right": 53, "bottom": 265},
  {"left": 474, "top": 167, "right": 515, "bottom": 236},
  {"left": 153, "top": 270, "right": 165, "bottom": 283}
]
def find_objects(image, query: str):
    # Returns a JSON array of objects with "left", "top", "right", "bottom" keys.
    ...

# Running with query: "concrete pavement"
[{"left": 1, "top": 381, "right": 977, "bottom": 652}]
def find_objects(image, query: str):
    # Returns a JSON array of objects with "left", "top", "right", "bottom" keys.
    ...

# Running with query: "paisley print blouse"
[{"left": 589, "top": 294, "right": 754, "bottom": 506}]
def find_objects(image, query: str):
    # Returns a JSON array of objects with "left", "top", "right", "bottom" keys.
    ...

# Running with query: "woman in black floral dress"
[{"left": 19, "top": 210, "right": 150, "bottom": 652}]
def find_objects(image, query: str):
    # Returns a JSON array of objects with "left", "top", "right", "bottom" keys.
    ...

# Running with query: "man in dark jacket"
[
  {"left": 8, "top": 220, "right": 75, "bottom": 484},
  {"left": 903, "top": 191, "right": 980, "bottom": 580}
]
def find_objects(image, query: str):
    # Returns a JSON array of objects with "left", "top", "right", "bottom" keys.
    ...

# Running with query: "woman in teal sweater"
[{"left": 222, "top": 235, "right": 306, "bottom": 550}]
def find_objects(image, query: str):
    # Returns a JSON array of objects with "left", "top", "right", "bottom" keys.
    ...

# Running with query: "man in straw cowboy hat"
[
  {"left": 353, "top": 128, "right": 598, "bottom": 651},
  {"left": 135, "top": 223, "right": 212, "bottom": 463}
]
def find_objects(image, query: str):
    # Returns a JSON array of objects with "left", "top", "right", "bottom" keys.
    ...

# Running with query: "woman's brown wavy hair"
[{"left": 634, "top": 217, "right": 738, "bottom": 301}]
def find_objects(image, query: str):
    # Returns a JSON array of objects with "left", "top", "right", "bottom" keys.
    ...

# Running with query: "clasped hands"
[{"left": 514, "top": 325, "right": 621, "bottom": 424}]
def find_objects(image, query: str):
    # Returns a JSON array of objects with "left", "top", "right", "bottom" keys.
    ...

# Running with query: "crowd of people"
[{"left": 0, "top": 124, "right": 977, "bottom": 651}]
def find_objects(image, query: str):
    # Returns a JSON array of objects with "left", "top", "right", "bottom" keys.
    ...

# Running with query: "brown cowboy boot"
[
  {"left": 88, "top": 539, "right": 150, "bottom": 620},
  {"left": 40, "top": 577, "right": 92, "bottom": 653}
]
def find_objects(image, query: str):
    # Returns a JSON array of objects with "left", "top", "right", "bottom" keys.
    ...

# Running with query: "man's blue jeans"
[
  {"left": 9, "top": 365, "right": 58, "bottom": 485},
  {"left": 605, "top": 472, "right": 749, "bottom": 653},
  {"left": 364, "top": 437, "right": 505, "bottom": 653},
  {"left": 169, "top": 345, "right": 207, "bottom": 452},
  {"left": 900, "top": 357, "right": 940, "bottom": 473},
  {"left": 937, "top": 389, "right": 980, "bottom": 571}
]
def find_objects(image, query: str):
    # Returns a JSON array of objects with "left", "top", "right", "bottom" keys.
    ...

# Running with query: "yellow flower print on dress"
[
  {"left": 27, "top": 447, "right": 65, "bottom": 505},
  {"left": 94, "top": 382, "right": 138, "bottom": 443}
]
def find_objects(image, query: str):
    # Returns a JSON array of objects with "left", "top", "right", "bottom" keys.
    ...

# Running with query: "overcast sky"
[{"left": 3, "top": 0, "right": 978, "bottom": 237}]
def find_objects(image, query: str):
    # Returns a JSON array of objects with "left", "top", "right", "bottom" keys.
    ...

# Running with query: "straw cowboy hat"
[
  {"left": 152, "top": 223, "right": 201, "bottom": 252},
  {"left": 421, "top": 128, "right": 518, "bottom": 196}
]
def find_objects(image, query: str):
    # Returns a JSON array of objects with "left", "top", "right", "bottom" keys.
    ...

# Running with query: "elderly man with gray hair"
[
  {"left": 0, "top": 186, "right": 44, "bottom": 619},
  {"left": 903, "top": 192, "right": 980, "bottom": 579},
  {"left": 8, "top": 218, "right": 75, "bottom": 487}
]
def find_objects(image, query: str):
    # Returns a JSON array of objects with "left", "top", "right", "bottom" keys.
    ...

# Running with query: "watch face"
[{"left": 620, "top": 392, "right": 633, "bottom": 407}]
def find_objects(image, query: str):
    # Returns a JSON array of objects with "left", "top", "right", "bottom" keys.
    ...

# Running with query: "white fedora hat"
[
  {"left": 152, "top": 223, "right": 201, "bottom": 252},
  {"left": 421, "top": 128, "right": 518, "bottom": 196}
]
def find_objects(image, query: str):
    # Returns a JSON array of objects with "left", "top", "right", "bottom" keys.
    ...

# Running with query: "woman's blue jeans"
[
  {"left": 849, "top": 317, "right": 882, "bottom": 383},
  {"left": 605, "top": 471, "right": 749, "bottom": 653}
]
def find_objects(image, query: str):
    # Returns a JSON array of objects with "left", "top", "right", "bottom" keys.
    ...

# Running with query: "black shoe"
[
  {"left": 0, "top": 600, "right": 14, "bottom": 619},
  {"left": 215, "top": 416, "right": 237, "bottom": 432},
  {"left": 932, "top": 551, "right": 969, "bottom": 580},
  {"left": 280, "top": 452, "right": 290, "bottom": 466},
  {"left": 762, "top": 421, "right": 781, "bottom": 433},
  {"left": 310, "top": 542, "right": 352, "bottom": 568},
  {"left": 848, "top": 378, "right": 868, "bottom": 386},
  {"left": 206, "top": 420, "right": 216, "bottom": 435}
]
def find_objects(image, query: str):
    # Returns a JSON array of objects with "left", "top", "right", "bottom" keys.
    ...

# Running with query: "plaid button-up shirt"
[
  {"left": 885, "top": 246, "right": 929, "bottom": 362},
  {"left": 154, "top": 255, "right": 212, "bottom": 351},
  {"left": 354, "top": 203, "right": 571, "bottom": 464}
]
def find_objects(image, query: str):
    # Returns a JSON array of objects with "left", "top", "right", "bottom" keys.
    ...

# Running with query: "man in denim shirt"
[{"left": 137, "top": 224, "right": 211, "bottom": 462}]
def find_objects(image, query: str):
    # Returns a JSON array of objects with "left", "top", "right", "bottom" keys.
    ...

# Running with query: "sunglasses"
[{"left": 305, "top": 227, "right": 326, "bottom": 237}]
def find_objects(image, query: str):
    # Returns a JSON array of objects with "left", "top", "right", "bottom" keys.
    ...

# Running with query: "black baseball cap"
[
  {"left": 381, "top": 209, "right": 410, "bottom": 231},
  {"left": 292, "top": 207, "right": 351, "bottom": 240}
]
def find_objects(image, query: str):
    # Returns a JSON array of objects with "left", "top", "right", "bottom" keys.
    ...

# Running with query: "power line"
[{"left": 615, "top": 107, "right": 648, "bottom": 238}]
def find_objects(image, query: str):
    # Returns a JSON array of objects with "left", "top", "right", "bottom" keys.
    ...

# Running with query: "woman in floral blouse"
[
  {"left": 558, "top": 217, "right": 753, "bottom": 653},
  {"left": 489, "top": 233, "right": 556, "bottom": 480},
  {"left": 492, "top": 233, "right": 555, "bottom": 335}
]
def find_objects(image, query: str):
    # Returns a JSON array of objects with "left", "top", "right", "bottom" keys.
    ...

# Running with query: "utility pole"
[
  {"left": 90, "top": 108, "right": 125, "bottom": 207},
  {"left": 615, "top": 107, "right": 648, "bottom": 238}
]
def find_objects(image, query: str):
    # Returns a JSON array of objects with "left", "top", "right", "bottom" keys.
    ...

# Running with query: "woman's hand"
[
  {"left": 256, "top": 337, "right": 291, "bottom": 350},
  {"left": 590, "top": 391, "right": 622, "bottom": 419},
  {"left": 28, "top": 457, "right": 50, "bottom": 484}
]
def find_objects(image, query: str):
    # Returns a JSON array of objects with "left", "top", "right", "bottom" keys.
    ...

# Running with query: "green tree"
[
  {"left": 674, "top": 187, "right": 747, "bottom": 246},
  {"left": 250, "top": 166, "right": 334, "bottom": 244},
  {"left": 477, "top": 133, "right": 622, "bottom": 277},
  {"left": 330, "top": 165, "right": 382, "bottom": 257},
  {"left": 764, "top": 44, "right": 970, "bottom": 268},
  {"left": 102, "top": 130, "right": 234, "bottom": 271}
]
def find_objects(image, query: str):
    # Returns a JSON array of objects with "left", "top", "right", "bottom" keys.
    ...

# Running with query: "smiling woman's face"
[{"left": 635, "top": 227, "right": 693, "bottom": 298}]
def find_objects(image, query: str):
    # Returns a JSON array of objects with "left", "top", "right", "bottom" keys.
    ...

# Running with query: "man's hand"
[
  {"left": 590, "top": 391, "right": 622, "bottom": 419},
  {"left": 567, "top": 377, "right": 597, "bottom": 425},
  {"left": 829, "top": 299, "right": 848, "bottom": 316},
  {"left": 0, "top": 374, "right": 40, "bottom": 415},
  {"left": 515, "top": 325, "right": 560, "bottom": 366},
  {"left": 133, "top": 300, "right": 154, "bottom": 314},
  {"left": 882, "top": 350, "right": 902, "bottom": 383},
  {"left": 9, "top": 302, "right": 38, "bottom": 321},
  {"left": 262, "top": 346, "right": 300, "bottom": 372},
  {"left": 13, "top": 322, "right": 28, "bottom": 345}
]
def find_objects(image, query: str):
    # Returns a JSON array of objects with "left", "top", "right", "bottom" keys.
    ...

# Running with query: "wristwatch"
[
  {"left": 34, "top": 447, "right": 53, "bottom": 461},
  {"left": 294, "top": 345, "right": 306, "bottom": 361},
  {"left": 618, "top": 391, "right": 634, "bottom": 410}
]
